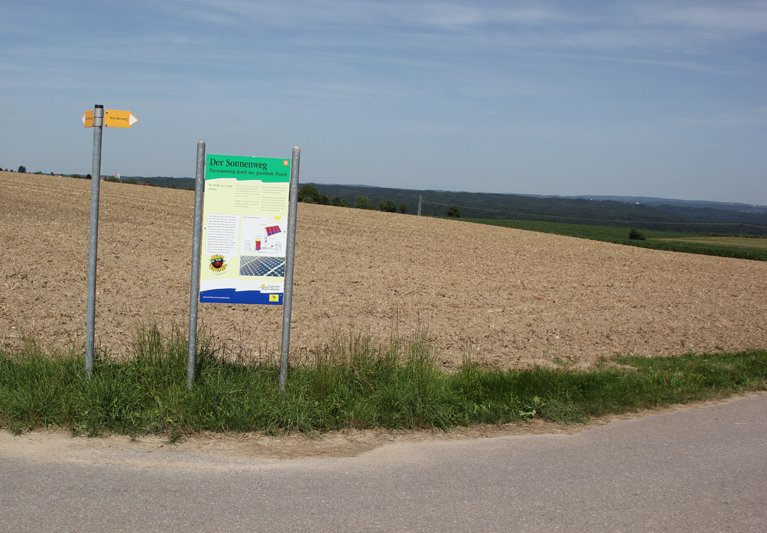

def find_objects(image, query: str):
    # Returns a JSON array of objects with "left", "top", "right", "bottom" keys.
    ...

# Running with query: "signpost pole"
[
  {"left": 280, "top": 146, "right": 301, "bottom": 393},
  {"left": 85, "top": 105, "right": 104, "bottom": 379},
  {"left": 187, "top": 140, "right": 206, "bottom": 390}
]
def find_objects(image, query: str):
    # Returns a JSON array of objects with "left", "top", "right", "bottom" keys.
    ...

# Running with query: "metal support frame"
[{"left": 185, "top": 144, "right": 299, "bottom": 392}]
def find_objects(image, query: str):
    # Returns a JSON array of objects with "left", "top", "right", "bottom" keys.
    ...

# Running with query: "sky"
[{"left": 2, "top": 0, "right": 766, "bottom": 205}]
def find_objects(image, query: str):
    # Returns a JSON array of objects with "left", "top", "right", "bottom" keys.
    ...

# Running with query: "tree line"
[
  {"left": 298, "top": 184, "right": 414, "bottom": 214},
  {"left": 297, "top": 184, "right": 463, "bottom": 216}
]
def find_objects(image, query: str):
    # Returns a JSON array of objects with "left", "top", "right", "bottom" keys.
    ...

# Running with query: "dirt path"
[
  {"left": 1, "top": 393, "right": 761, "bottom": 464},
  {"left": 2, "top": 171, "right": 766, "bottom": 368}
]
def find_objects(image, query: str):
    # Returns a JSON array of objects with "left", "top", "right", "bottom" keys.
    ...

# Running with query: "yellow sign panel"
[
  {"left": 81, "top": 109, "right": 138, "bottom": 128},
  {"left": 104, "top": 109, "right": 138, "bottom": 128},
  {"left": 82, "top": 110, "right": 93, "bottom": 128}
]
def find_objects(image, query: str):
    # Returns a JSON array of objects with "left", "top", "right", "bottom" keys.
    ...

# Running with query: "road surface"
[{"left": 1, "top": 394, "right": 765, "bottom": 532}]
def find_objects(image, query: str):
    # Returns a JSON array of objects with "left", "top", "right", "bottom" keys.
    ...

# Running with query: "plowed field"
[{"left": 2, "top": 171, "right": 766, "bottom": 368}]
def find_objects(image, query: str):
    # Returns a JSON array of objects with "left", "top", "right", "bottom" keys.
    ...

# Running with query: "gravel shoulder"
[{"left": 1, "top": 393, "right": 761, "bottom": 465}]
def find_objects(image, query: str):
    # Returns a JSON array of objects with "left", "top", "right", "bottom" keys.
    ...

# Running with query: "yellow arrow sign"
[
  {"left": 104, "top": 109, "right": 138, "bottom": 128},
  {"left": 82, "top": 110, "right": 93, "bottom": 128},
  {"left": 82, "top": 109, "right": 138, "bottom": 128}
]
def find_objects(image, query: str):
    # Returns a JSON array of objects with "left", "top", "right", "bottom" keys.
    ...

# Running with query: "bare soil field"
[{"left": 2, "top": 171, "right": 766, "bottom": 369}]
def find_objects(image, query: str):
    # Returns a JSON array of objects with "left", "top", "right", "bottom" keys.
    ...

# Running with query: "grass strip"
[
  {"left": 463, "top": 218, "right": 767, "bottom": 261},
  {"left": 1, "top": 325, "right": 766, "bottom": 438}
]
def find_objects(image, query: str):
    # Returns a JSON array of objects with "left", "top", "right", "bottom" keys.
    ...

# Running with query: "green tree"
[
  {"left": 331, "top": 195, "right": 342, "bottom": 206},
  {"left": 298, "top": 184, "right": 321, "bottom": 203},
  {"left": 447, "top": 205, "right": 461, "bottom": 217},
  {"left": 124, "top": 177, "right": 138, "bottom": 184},
  {"left": 340, "top": 198, "right": 349, "bottom": 207},
  {"left": 399, "top": 203, "right": 408, "bottom": 214},
  {"left": 17, "top": 165, "right": 26, "bottom": 173},
  {"left": 355, "top": 195, "right": 371, "bottom": 209},
  {"left": 378, "top": 199, "right": 397, "bottom": 212},
  {"left": 320, "top": 194, "right": 330, "bottom": 205},
  {"left": 628, "top": 228, "right": 646, "bottom": 240}
]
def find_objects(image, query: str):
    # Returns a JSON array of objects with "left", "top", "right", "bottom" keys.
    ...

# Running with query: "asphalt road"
[{"left": 1, "top": 395, "right": 765, "bottom": 532}]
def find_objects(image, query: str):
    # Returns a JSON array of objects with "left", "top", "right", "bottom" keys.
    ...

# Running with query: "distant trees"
[
  {"left": 447, "top": 205, "right": 461, "bottom": 217},
  {"left": 298, "top": 185, "right": 321, "bottom": 203},
  {"left": 377, "top": 199, "right": 397, "bottom": 212},
  {"left": 328, "top": 196, "right": 349, "bottom": 207},
  {"left": 355, "top": 195, "right": 371, "bottom": 209},
  {"left": 628, "top": 228, "right": 646, "bottom": 240},
  {"left": 124, "top": 177, "right": 138, "bottom": 184},
  {"left": 296, "top": 186, "right": 410, "bottom": 214},
  {"left": 17, "top": 165, "right": 26, "bottom": 173},
  {"left": 296, "top": 186, "right": 356, "bottom": 208}
]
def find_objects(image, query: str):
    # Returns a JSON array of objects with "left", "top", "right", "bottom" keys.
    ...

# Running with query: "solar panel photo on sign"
[{"left": 240, "top": 256, "right": 285, "bottom": 277}]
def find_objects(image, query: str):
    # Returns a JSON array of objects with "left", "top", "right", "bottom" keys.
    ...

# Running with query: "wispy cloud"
[
  {"left": 677, "top": 105, "right": 767, "bottom": 127},
  {"left": 639, "top": 1, "right": 767, "bottom": 33}
]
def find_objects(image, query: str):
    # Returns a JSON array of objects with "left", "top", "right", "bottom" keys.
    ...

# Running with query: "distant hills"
[
  {"left": 304, "top": 184, "right": 767, "bottom": 235},
  {"left": 116, "top": 176, "right": 767, "bottom": 236},
  {"left": 569, "top": 195, "right": 766, "bottom": 214}
]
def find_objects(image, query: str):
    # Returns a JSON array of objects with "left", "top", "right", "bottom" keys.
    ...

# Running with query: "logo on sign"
[{"left": 209, "top": 255, "right": 228, "bottom": 273}]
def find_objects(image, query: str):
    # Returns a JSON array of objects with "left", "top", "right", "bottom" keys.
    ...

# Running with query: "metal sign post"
[
  {"left": 187, "top": 140, "right": 207, "bottom": 390},
  {"left": 280, "top": 146, "right": 301, "bottom": 392},
  {"left": 82, "top": 105, "right": 139, "bottom": 379},
  {"left": 85, "top": 105, "right": 104, "bottom": 378}
]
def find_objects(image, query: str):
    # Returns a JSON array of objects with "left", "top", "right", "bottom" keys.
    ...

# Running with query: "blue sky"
[{"left": 2, "top": 1, "right": 766, "bottom": 204}]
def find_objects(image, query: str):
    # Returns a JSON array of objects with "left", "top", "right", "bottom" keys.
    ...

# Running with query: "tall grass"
[{"left": 1, "top": 324, "right": 766, "bottom": 437}]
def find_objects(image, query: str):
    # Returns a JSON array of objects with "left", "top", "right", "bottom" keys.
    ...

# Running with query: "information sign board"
[{"left": 199, "top": 154, "right": 291, "bottom": 305}]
